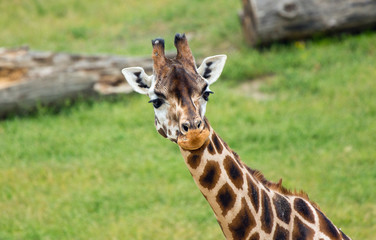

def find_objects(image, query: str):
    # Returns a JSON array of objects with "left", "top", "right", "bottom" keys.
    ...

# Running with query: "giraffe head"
[{"left": 122, "top": 34, "right": 226, "bottom": 150}]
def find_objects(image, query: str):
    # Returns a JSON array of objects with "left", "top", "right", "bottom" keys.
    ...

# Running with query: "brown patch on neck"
[
  {"left": 223, "top": 155, "right": 244, "bottom": 189},
  {"left": 249, "top": 232, "right": 260, "bottom": 240},
  {"left": 246, "top": 175, "right": 260, "bottom": 213},
  {"left": 292, "top": 217, "right": 314, "bottom": 239},
  {"left": 273, "top": 193, "right": 291, "bottom": 224},
  {"left": 207, "top": 141, "right": 216, "bottom": 155},
  {"left": 199, "top": 160, "right": 221, "bottom": 190},
  {"left": 273, "top": 224, "right": 289, "bottom": 240},
  {"left": 260, "top": 190, "right": 274, "bottom": 233},
  {"left": 228, "top": 198, "right": 256, "bottom": 239},
  {"left": 211, "top": 132, "right": 223, "bottom": 154},
  {"left": 185, "top": 139, "right": 209, "bottom": 169},
  {"left": 317, "top": 209, "right": 341, "bottom": 239},
  {"left": 294, "top": 198, "right": 315, "bottom": 223},
  {"left": 216, "top": 183, "right": 236, "bottom": 216},
  {"left": 186, "top": 154, "right": 201, "bottom": 169}
]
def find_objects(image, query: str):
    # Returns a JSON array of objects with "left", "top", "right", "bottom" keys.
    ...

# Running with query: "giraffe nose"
[{"left": 180, "top": 118, "right": 203, "bottom": 134}]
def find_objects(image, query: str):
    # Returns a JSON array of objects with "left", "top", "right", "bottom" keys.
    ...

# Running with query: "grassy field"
[{"left": 1, "top": 0, "right": 376, "bottom": 239}]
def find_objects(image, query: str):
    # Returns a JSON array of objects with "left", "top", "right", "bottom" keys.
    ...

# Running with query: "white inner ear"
[
  {"left": 197, "top": 55, "right": 227, "bottom": 85},
  {"left": 121, "top": 67, "right": 152, "bottom": 94}
]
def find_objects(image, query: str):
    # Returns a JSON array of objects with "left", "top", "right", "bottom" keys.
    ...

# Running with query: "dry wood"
[
  {"left": 240, "top": 0, "right": 376, "bottom": 45},
  {"left": 0, "top": 47, "right": 175, "bottom": 117}
]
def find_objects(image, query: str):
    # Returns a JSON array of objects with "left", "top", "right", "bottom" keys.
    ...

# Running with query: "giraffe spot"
[
  {"left": 223, "top": 156, "right": 244, "bottom": 189},
  {"left": 294, "top": 198, "right": 315, "bottom": 223},
  {"left": 292, "top": 217, "right": 314, "bottom": 240},
  {"left": 216, "top": 183, "right": 236, "bottom": 216},
  {"left": 207, "top": 141, "right": 216, "bottom": 155},
  {"left": 273, "top": 193, "right": 291, "bottom": 224},
  {"left": 228, "top": 198, "right": 256, "bottom": 239},
  {"left": 184, "top": 139, "right": 209, "bottom": 167},
  {"left": 260, "top": 190, "right": 274, "bottom": 233},
  {"left": 158, "top": 128, "right": 167, "bottom": 138},
  {"left": 273, "top": 224, "right": 289, "bottom": 240},
  {"left": 317, "top": 209, "right": 341, "bottom": 239},
  {"left": 248, "top": 232, "right": 260, "bottom": 240},
  {"left": 187, "top": 154, "right": 201, "bottom": 169},
  {"left": 247, "top": 175, "right": 259, "bottom": 213},
  {"left": 168, "top": 129, "right": 171, "bottom": 136},
  {"left": 199, "top": 161, "right": 221, "bottom": 190},
  {"left": 212, "top": 133, "right": 223, "bottom": 154}
]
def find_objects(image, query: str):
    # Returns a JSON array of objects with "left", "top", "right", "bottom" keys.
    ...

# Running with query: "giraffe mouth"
[{"left": 177, "top": 128, "right": 210, "bottom": 150}]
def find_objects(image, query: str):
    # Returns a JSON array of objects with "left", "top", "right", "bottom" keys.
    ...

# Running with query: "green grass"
[{"left": 1, "top": 0, "right": 376, "bottom": 239}]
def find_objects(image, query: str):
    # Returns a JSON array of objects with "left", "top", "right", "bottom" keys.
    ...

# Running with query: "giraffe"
[{"left": 121, "top": 34, "right": 351, "bottom": 240}]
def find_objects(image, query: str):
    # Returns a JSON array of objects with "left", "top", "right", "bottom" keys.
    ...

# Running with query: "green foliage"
[{"left": 1, "top": 0, "right": 376, "bottom": 239}]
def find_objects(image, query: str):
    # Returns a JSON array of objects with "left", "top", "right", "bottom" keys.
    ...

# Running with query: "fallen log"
[
  {"left": 240, "top": 0, "right": 376, "bottom": 46},
  {"left": 0, "top": 47, "right": 174, "bottom": 117}
]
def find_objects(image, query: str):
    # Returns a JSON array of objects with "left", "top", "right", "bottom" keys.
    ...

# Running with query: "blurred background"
[{"left": 0, "top": 0, "right": 375, "bottom": 239}]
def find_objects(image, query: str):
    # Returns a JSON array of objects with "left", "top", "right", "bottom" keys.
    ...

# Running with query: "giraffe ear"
[
  {"left": 197, "top": 55, "right": 227, "bottom": 85},
  {"left": 121, "top": 67, "right": 152, "bottom": 94}
]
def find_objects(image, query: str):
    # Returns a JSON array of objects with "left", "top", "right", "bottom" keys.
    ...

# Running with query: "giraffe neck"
[{"left": 179, "top": 121, "right": 351, "bottom": 240}]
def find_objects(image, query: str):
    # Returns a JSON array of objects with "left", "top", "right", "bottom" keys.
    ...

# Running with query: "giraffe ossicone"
[{"left": 121, "top": 34, "right": 351, "bottom": 240}]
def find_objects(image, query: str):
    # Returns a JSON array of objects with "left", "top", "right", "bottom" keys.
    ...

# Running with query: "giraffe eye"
[
  {"left": 203, "top": 91, "right": 214, "bottom": 101},
  {"left": 148, "top": 99, "right": 164, "bottom": 109}
]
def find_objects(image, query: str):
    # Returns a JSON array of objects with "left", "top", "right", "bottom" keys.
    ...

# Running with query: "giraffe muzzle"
[
  {"left": 177, "top": 128, "right": 210, "bottom": 150},
  {"left": 178, "top": 115, "right": 208, "bottom": 150}
]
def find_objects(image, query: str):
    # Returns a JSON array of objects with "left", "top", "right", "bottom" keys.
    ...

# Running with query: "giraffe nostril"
[{"left": 196, "top": 119, "right": 202, "bottom": 129}]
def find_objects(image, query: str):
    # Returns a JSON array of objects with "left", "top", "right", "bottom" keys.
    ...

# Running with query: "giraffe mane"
[{"left": 244, "top": 165, "right": 320, "bottom": 209}]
